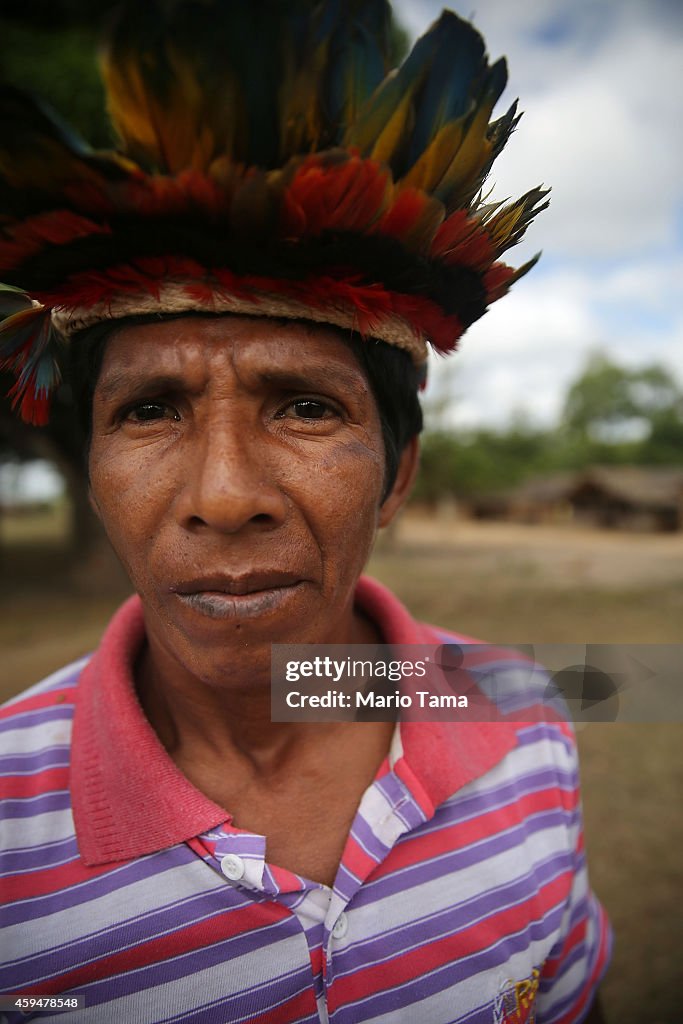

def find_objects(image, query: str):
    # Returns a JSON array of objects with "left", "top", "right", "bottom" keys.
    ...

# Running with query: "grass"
[{"left": 1, "top": 513, "right": 682, "bottom": 1022}]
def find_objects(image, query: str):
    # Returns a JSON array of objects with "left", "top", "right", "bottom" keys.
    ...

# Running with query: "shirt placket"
[
  {"left": 322, "top": 770, "right": 432, "bottom": 1021},
  {"left": 190, "top": 754, "right": 433, "bottom": 1023},
  {"left": 196, "top": 825, "right": 332, "bottom": 1018}
]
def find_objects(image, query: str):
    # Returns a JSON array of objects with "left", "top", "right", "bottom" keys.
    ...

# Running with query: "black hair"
[{"left": 67, "top": 313, "right": 423, "bottom": 498}]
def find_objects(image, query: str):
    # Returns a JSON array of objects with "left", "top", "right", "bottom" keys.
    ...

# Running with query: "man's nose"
[{"left": 177, "top": 424, "right": 288, "bottom": 533}]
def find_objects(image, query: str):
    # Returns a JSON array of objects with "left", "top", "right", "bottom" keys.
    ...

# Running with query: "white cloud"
[
  {"left": 393, "top": 1, "right": 683, "bottom": 260},
  {"left": 423, "top": 260, "right": 682, "bottom": 429},
  {"left": 393, "top": 1, "right": 683, "bottom": 428},
  {"left": 491, "top": 20, "right": 683, "bottom": 259}
]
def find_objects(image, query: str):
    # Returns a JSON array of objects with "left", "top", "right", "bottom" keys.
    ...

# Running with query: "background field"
[{"left": 1, "top": 510, "right": 681, "bottom": 1023}]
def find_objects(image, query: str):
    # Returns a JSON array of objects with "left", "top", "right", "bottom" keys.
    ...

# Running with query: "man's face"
[{"left": 88, "top": 316, "right": 414, "bottom": 688}]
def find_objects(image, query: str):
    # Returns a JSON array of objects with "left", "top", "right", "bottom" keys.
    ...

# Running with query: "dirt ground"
[
  {"left": 389, "top": 513, "right": 683, "bottom": 588},
  {"left": 1, "top": 513, "right": 682, "bottom": 1022}
]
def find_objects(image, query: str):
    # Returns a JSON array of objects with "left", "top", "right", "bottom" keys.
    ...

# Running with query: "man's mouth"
[{"left": 170, "top": 572, "right": 305, "bottom": 619}]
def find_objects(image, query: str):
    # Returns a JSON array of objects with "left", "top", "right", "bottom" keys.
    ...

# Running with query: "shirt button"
[
  {"left": 332, "top": 912, "right": 349, "bottom": 940},
  {"left": 220, "top": 853, "right": 246, "bottom": 881}
]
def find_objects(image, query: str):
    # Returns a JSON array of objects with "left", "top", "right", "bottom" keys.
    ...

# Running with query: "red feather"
[
  {"left": 484, "top": 262, "right": 515, "bottom": 301},
  {"left": 0, "top": 211, "right": 111, "bottom": 275},
  {"left": 430, "top": 210, "right": 494, "bottom": 271},
  {"left": 375, "top": 188, "right": 444, "bottom": 253},
  {"left": 282, "top": 155, "right": 390, "bottom": 237}
]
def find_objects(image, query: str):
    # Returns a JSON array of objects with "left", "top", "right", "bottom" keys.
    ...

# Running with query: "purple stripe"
[
  {"left": 155, "top": 972, "right": 319, "bottom": 1024},
  {"left": 0, "top": 790, "right": 71, "bottom": 818},
  {"left": 3, "top": 882, "right": 256, "bottom": 985},
  {"left": 374, "top": 775, "right": 427, "bottom": 832},
  {"left": 332, "top": 855, "right": 571, "bottom": 980},
  {"left": 359, "top": 806, "right": 574, "bottom": 905},
  {"left": 334, "top": 862, "right": 363, "bottom": 903},
  {"left": 213, "top": 833, "right": 265, "bottom": 858},
  {"left": 350, "top": 813, "right": 392, "bottom": 860},
  {"left": 545, "top": 931, "right": 589, "bottom": 991},
  {"left": 0, "top": 843, "right": 201, "bottom": 926},
  {"left": 437, "top": 764, "right": 578, "bottom": 826},
  {"left": 262, "top": 863, "right": 281, "bottom": 894},
  {"left": 516, "top": 720, "right": 575, "bottom": 755},
  {"left": 329, "top": 923, "right": 531, "bottom": 1024},
  {"left": 330, "top": 897, "right": 569, "bottom": 1023},
  {"left": 260, "top": 863, "right": 311, "bottom": 897},
  {"left": 393, "top": 798, "right": 426, "bottom": 831},
  {"left": 555, "top": 881, "right": 590, "bottom": 941},
  {"left": 54, "top": 911, "right": 306, "bottom": 1009},
  {"left": 1, "top": 836, "right": 79, "bottom": 874},
  {"left": 0, "top": 747, "right": 71, "bottom": 774},
  {"left": 538, "top": 937, "right": 595, "bottom": 1017},
  {"left": 0, "top": 706, "right": 75, "bottom": 733},
  {"left": 374, "top": 771, "right": 410, "bottom": 808}
]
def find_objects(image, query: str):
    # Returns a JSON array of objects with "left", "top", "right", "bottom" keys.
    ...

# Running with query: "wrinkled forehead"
[{"left": 96, "top": 314, "right": 373, "bottom": 392}]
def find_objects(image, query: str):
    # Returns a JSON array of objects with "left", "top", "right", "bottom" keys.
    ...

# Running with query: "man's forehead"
[{"left": 95, "top": 314, "right": 372, "bottom": 395}]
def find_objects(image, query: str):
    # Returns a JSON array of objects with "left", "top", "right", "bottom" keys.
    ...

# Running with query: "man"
[{"left": 0, "top": 2, "right": 610, "bottom": 1021}]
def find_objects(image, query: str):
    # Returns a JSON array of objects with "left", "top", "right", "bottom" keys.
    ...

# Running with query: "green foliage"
[
  {"left": 412, "top": 423, "right": 551, "bottom": 502},
  {"left": 640, "top": 409, "right": 683, "bottom": 465},
  {"left": 562, "top": 352, "right": 682, "bottom": 443},
  {"left": 414, "top": 352, "right": 683, "bottom": 504}
]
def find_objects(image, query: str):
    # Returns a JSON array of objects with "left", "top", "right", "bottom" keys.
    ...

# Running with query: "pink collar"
[{"left": 71, "top": 577, "right": 517, "bottom": 865}]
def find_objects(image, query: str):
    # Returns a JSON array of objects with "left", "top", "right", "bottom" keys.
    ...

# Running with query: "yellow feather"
[
  {"left": 367, "top": 90, "right": 414, "bottom": 166},
  {"left": 432, "top": 96, "right": 497, "bottom": 208},
  {"left": 345, "top": 72, "right": 414, "bottom": 161},
  {"left": 102, "top": 58, "right": 157, "bottom": 161},
  {"left": 101, "top": 41, "right": 232, "bottom": 172},
  {"left": 400, "top": 120, "right": 464, "bottom": 193},
  {"left": 488, "top": 203, "right": 527, "bottom": 247}
]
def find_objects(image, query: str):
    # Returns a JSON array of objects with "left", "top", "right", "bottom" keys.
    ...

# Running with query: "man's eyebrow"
[
  {"left": 96, "top": 365, "right": 369, "bottom": 402},
  {"left": 260, "top": 366, "right": 368, "bottom": 398},
  {"left": 96, "top": 372, "right": 188, "bottom": 403}
]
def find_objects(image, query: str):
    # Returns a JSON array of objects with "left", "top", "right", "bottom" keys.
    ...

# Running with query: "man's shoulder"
[
  {"left": 413, "top": 620, "right": 580, "bottom": 774},
  {"left": 1, "top": 654, "right": 89, "bottom": 711},
  {"left": 0, "top": 655, "right": 89, "bottom": 755}
]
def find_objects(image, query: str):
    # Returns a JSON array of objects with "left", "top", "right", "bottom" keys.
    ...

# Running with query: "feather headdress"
[{"left": 0, "top": 0, "right": 548, "bottom": 424}]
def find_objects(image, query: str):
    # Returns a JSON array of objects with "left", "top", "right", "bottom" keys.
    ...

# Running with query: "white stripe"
[
  {"left": 340, "top": 819, "right": 574, "bottom": 946},
  {"left": 441, "top": 733, "right": 577, "bottom": 815},
  {"left": 358, "top": 936, "right": 544, "bottom": 1023},
  {"left": 1, "top": 807, "right": 76, "bottom": 849},
  {"left": 356, "top": 780, "right": 411, "bottom": 850},
  {"left": 3, "top": 858, "right": 225, "bottom": 961},
  {"left": 0, "top": 718, "right": 73, "bottom": 755},
  {"left": 42, "top": 932, "right": 310, "bottom": 1024}
]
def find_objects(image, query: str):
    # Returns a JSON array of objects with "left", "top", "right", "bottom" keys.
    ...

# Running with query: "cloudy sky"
[{"left": 393, "top": 0, "right": 683, "bottom": 429}]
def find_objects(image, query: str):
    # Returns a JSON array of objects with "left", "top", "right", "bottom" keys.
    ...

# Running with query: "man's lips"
[
  {"left": 171, "top": 571, "right": 304, "bottom": 596},
  {"left": 169, "top": 571, "right": 306, "bottom": 620}
]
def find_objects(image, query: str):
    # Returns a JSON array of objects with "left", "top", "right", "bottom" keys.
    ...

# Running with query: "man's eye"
[
  {"left": 280, "top": 399, "right": 336, "bottom": 420},
  {"left": 125, "top": 402, "right": 178, "bottom": 422}
]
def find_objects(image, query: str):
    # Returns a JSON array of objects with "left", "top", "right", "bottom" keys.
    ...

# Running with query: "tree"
[
  {"left": 561, "top": 352, "right": 683, "bottom": 452},
  {"left": 561, "top": 354, "right": 683, "bottom": 442}
]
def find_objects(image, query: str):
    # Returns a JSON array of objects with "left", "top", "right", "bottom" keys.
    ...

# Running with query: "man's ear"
[{"left": 378, "top": 436, "right": 420, "bottom": 528}]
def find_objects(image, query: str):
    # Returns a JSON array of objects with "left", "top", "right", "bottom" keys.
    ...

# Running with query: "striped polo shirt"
[{"left": 0, "top": 576, "right": 610, "bottom": 1023}]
